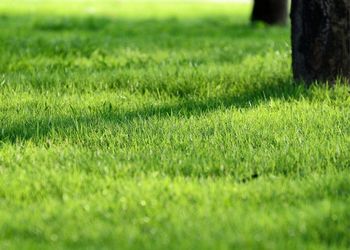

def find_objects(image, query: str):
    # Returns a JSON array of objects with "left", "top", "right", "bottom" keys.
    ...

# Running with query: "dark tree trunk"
[
  {"left": 291, "top": 0, "right": 350, "bottom": 84},
  {"left": 251, "top": 0, "right": 289, "bottom": 25}
]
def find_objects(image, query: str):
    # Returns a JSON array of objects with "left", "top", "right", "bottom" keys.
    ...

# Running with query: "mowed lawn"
[{"left": 0, "top": 1, "right": 350, "bottom": 249}]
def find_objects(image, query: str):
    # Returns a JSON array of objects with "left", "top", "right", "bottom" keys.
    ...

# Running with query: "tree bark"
[
  {"left": 251, "top": 0, "right": 289, "bottom": 25},
  {"left": 291, "top": 0, "right": 350, "bottom": 84}
]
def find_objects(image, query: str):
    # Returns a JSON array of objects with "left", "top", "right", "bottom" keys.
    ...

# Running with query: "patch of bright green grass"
[{"left": 0, "top": 1, "right": 349, "bottom": 249}]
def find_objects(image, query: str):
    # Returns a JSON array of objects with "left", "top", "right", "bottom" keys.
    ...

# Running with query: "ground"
[{"left": 0, "top": 1, "right": 349, "bottom": 249}]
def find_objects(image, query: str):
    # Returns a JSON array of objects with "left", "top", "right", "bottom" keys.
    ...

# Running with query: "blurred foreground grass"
[{"left": 0, "top": 1, "right": 349, "bottom": 249}]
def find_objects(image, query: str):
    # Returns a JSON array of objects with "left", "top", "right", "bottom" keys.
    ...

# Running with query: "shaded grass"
[{"left": 0, "top": 1, "right": 349, "bottom": 250}]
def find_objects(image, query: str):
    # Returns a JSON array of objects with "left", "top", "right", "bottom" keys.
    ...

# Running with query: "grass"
[{"left": 0, "top": 1, "right": 350, "bottom": 249}]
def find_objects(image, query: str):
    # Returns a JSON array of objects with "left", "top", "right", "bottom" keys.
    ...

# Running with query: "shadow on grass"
[
  {"left": 0, "top": 78, "right": 305, "bottom": 145},
  {"left": 26, "top": 15, "right": 281, "bottom": 38},
  {"left": 0, "top": 12, "right": 297, "bottom": 178},
  {"left": 1, "top": 13, "right": 289, "bottom": 57}
]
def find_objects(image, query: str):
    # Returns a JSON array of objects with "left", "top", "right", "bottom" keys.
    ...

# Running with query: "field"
[{"left": 0, "top": 1, "right": 349, "bottom": 249}]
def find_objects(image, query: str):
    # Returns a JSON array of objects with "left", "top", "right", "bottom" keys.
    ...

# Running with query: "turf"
[{"left": 0, "top": 1, "right": 349, "bottom": 249}]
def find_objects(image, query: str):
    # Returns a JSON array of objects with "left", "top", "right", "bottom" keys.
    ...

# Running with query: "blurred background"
[
  {"left": 0, "top": 0, "right": 290, "bottom": 96},
  {"left": 0, "top": 0, "right": 253, "bottom": 17}
]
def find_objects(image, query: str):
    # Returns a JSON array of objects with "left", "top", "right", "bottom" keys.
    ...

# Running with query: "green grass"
[{"left": 0, "top": 1, "right": 350, "bottom": 249}]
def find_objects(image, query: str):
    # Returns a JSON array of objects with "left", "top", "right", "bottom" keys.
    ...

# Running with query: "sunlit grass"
[{"left": 0, "top": 0, "right": 250, "bottom": 18}]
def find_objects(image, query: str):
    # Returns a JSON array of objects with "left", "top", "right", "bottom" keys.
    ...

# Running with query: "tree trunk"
[
  {"left": 291, "top": 0, "right": 350, "bottom": 84},
  {"left": 251, "top": 0, "right": 289, "bottom": 25}
]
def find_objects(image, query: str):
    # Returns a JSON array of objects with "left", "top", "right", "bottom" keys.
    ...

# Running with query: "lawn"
[{"left": 0, "top": 1, "right": 349, "bottom": 249}]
